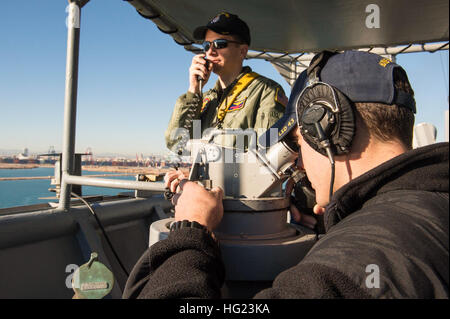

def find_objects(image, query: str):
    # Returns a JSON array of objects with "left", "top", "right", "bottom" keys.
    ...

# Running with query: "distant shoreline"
[
  {"left": 0, "top": 163, "right": 187, "bottom": 175},
  {"left": 0, "top": 163, "right": 53, "bottom": 169},
  {"left": 82, "top": 165, "right": 176, "bottom": 174}
]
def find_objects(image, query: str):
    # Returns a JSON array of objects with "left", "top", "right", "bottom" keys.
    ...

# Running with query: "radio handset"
[{"left": 198, "top": 59, "right": 210, "bottom": 95}]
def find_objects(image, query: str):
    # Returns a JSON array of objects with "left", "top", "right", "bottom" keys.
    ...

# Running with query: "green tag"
[{"left": 72, "top": 252, "right": 114, "bottom": 299}]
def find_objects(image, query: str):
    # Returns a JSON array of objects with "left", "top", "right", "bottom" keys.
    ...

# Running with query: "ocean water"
[{"left": 0, "top": 167, "right": 138, "bottom": 209}]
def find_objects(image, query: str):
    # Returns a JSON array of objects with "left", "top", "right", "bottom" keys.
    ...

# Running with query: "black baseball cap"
[
  {"left": 193, "top": 12, "right": 251, "bottom": 45},
  {"left": 258, "top": 50, "right": 416, "bottom": 148}
]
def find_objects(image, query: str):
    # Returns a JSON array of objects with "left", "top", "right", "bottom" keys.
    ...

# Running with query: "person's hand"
[
  {"left": 286, "top": 178, "right": 318, "bottom": 229},
  {"left": 173, "top": 181, "right": 224, "bottom": 231},
  {"left": 164, "top": 170, "right": 188, "bottom": 193},
  {"left": 188, "top": 53, "right": 212, "bottom": 94}
]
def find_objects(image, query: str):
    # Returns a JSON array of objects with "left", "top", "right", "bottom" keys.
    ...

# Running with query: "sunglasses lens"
[
  {"left": 202, "top": 39, "right": 228, "bottom": 52},
  {"left": 214, "top": 39, "right": 228, "bottom": 49},
  {"left": 202, "top": 39, "right": 231, "bottom": 51},
  {"left": 202, "top": 41, "right": 211, "bottom": 51}
]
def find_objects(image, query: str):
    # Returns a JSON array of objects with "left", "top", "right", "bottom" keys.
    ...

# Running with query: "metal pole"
[
  {"left": 64, "top": 174, "right": 166, "bottom": 192},
  {"left": 59, "top": 1, "right": 82, "bottom": 210}
]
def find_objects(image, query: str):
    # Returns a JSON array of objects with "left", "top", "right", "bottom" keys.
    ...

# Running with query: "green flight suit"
[{"left": 165, "top": 67, "right": 287, "bottom": 153}]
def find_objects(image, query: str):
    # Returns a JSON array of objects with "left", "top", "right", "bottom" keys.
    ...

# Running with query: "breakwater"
[{"left": 0, "top": 173, "right": 134, "bottom": 181}]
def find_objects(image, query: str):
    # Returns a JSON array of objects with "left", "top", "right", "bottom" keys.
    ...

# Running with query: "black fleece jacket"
[{"left": 123, "top": 142, "right": 449, "bottom": 299}]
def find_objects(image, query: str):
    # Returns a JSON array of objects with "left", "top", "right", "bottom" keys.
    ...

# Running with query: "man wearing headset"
[
  {"left": 165, "top": 12, "right": 288, "bottom": 155},
  {"left": 124, "top": 51, "right": 448, "bottom": 298}
]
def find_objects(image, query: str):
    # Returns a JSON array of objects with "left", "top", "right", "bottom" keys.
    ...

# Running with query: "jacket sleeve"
[
  {"left": 165, "top": 92, "right": 203, "bottom": 152},
  {"left": 122, "top": 227, "right": 371, "bottom": 299},
  {"left": 254, "top": 262, "right": 371, "bottom": 299},
  {"left": 122, "top": 228, "right": 225, "bottom": 299}
]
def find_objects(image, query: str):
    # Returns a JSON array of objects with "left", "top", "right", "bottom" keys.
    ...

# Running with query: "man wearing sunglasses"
[{"left": 165, "top": 12, "right": 288, "bottom": 154}]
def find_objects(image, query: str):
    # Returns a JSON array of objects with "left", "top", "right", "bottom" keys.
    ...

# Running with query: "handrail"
[{"left": 63, "top": 174, "right": 166, "bottom": 192}]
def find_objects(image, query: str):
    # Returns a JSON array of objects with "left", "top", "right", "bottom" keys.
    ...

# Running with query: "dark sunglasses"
[{"left": 202, "top": 39, "right": 243, "bottom": 52}]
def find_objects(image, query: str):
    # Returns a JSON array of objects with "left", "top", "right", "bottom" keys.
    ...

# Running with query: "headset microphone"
[
  {"left": 313, "top": 122, "right": 335, "bottom": 164},
  {"left": 301, "top": 104, "right": 336, "bottom": 201},
  {"left": 315, "top": 120, "right": 336, "bottom": 202}
]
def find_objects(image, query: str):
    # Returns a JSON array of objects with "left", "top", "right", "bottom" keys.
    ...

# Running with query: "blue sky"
[{"left": 0, "top": 1, "right": 448, "bottom": 156}]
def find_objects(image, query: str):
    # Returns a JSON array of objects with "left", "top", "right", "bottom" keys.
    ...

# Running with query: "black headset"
[
  {"left": 295, "top": 51, "right": 356, "bottom": 206},
  {"left": 295, "top": 51, "right": 356, "bottom": 159}
]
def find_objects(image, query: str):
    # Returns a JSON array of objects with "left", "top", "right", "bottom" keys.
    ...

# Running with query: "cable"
[
  {"left": 322, "top": 141, "right": 343, "bottom": 221},
  {"left": 329, "top": 161, "right": 335, "bottom": 202},
  {"left": 71, "top": 192, "right": 129, "bottom": 277}
]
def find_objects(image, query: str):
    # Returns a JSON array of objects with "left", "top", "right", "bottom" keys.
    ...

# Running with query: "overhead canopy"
[{"left": 127, "top": 0, "right": 449, "bottom": 54}]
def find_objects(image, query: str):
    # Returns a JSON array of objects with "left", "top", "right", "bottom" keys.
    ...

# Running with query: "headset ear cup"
[
  {"left": 332, "top": 88, "right": 355, "bottom": 155},
  {"left": 298, "top": 83, "right": 355, "bottom": 156}
]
